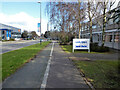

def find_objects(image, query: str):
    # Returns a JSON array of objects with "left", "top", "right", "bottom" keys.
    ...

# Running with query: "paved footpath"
[
  {"left": 2, "top": 41, "right": 89, "bottom": 89},
  {"left": 71, "top": 50, "right": 119, "bottom": 61},
  {"left": 46, "top": 42, "right": 89, "bottom": 88},
  {"left": 2, "top": 43, "right": 52, "bottom": 88}
]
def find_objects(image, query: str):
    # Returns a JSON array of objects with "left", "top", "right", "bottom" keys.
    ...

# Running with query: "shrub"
[
  {"left": 9, "top": 38, "right": 15, "bottom": 41},
  {"left": 2, "top": 40, "right": 7, "bottom": 42},
  {"left": 0, "top": 37, "right": 2, "bottom": 41},
  {"left": 90, "top": 43, "right": 109, "bottom": 52}
]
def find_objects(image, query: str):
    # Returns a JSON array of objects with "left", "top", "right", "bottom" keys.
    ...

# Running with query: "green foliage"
[
  {"left": 73, "top": 60, "right": 119, "bottom": 88},
  {"left": 60, "top": 35, "right": 74, "bottom": 45},
  {"left": 44, "top": 31, "right": 50, "bottom": 38},
  {"left": 2, "top": 38, "right": 15, "bottom": 42},
  {"left": 61, "top": 45, "right": 72, "bottom": 52},
  {"left": 21, "top": 30, "right": 28, "bottom": 38},
  {"left": 0, "top": 37, "right": 2, "bottom": 41},
  {"left": 90, "top": 43, "right": 109, "bottom": 52},
  {"left": 2, "top": 40, "right": 7, "bottom": 42},
  {"left": 30, "top": 31, "right": 38, "bottom": 39},
  {"left": 61, "top": 44, "right": 109, "bottom": 53},
  {"left": 9, "top": 38, "right": 15, "bottom": 41},
  {"left": 2, "top": 41, "right": 50, "bottom": 80}
]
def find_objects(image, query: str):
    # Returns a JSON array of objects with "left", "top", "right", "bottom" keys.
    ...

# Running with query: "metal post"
[
  {"left": 40, "top": 2, "right": 42, "bottom": 45},
  {"left": 38, "top": 1, "right": 42, "bottom": 45}
]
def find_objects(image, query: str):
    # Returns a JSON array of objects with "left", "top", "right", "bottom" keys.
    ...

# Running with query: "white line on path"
[{"left": 40, "top": 42, "right": 54, "bottom": 89}]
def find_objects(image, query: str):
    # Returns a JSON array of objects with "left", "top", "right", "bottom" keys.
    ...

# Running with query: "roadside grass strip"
[
  {"left": 2, "top": 41, "right": 51, "bottom": 80},
  {"left": 73, "top": 60, "right": 120, "bottom": 88},
  {"left": 0, "top": 54, "right": 1, "bottom": 82},
  {"left": 61, "top": 45, "right": 110, "bottom": 54}
]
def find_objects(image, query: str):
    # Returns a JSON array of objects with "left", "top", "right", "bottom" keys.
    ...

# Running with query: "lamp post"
[{"left": 38, "top": 1, "right": 42, "bottom": 45}]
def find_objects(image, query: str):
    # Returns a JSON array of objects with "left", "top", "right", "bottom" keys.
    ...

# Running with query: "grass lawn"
[
  {"left": 2, "top": 41, "right": 51, "bottom": 80},
  {"left": 73, "top": 60, "right": 120, "bottom": 88},
  {"left": 0, "top": 54, "right": 1, "bottom": 82},
  {"left": 61, "top": 45, "right": 110, "bottom": 54}
]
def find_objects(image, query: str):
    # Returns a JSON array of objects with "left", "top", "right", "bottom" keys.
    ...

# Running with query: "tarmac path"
[
  {"left": 2, "top": 42, "right": 52, "bottom": 88},
  {"left": 2, "top": 41, "right": 89, "bottom": 89},
  {"left": 46, "top": 42, "right": 89, "bottom": 88}
]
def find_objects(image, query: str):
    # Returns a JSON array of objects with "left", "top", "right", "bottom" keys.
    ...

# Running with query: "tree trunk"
[
  {"left": 79, "top": 21, "right": 81, "bottom": 39},
  {"left": 78, "top": 0, "right": 81, "bottom": 39},
  {"left": 102, "top": 2, "right": 107, "bottom": 46},
  {"left": 90, "top": 20, "right": 93, "bottom": 42},
  {"left": 88, "top": 1, "right": 93, "bottom": 42}
]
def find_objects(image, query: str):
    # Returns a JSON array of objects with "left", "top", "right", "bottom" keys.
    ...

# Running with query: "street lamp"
[{"left": 38, "top": 1, "right": 42, "bottom": 45}]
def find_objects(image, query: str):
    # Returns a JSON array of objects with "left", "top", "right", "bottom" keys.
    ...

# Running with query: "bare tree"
[
  {"left": 96, "top": 0, "right": 116, "bottom": 46},
  {"left": 46, "top": 1, "right": 86, "bottom": 44},
  {"left": 65, "top": 1, "right": 86, "bottom": 39},
  {"left": 86, "top": 0, "right": 100, "bottom": 42}
]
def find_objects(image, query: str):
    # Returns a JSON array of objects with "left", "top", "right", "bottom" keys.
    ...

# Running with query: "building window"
[
  {"left": 2, "top": 36, "right": 5, "bottom": 39},
  {"left": 109, "top": 35, "right": 112, "bottom": 42},
  {"left": 114, "top": 32, "right": 119, "bottom": 42}
]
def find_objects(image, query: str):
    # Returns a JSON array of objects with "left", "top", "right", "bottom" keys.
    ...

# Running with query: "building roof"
[
  {"left": 0, "top": 23, "right": 20, "bottom": 30},
  {"left": 0, "top": 23, "right": 21, "bottom": 32}
]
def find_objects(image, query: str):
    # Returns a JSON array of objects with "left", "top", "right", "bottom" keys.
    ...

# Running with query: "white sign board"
[{"left": 73, "top": 39, "right": 90, "bottom": 52}]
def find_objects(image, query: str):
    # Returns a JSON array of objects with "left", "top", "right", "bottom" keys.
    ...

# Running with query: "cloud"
[{"left": 0, "top": 12, "right": 47, "bottom": 35}]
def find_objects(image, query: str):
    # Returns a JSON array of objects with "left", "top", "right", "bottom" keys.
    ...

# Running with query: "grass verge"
[
  {"left": 0, "top": 41, "right": 1, "bottom": 82},
  {"left": 73, "top": 60, "right": 120, "bottom": 88},
  {"left": 2, "top": 41, "right": 51, "bottom": 80},
  {"left": 61, "top": 45, "right": 110, "bottom": 54}
]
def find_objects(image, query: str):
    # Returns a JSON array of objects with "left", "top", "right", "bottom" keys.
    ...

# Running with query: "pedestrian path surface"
[
  {"left": 46, "top": 42, "right": 89, "bottom": 88},
  {"left": 71, "top": 51, "right": 118, "bottom": 60},
  {"left": 2, "top": 41, "right": 89, "bottom": 89},
  {"left": 2, "top": 43, "right": 52, "bottom": 88}
]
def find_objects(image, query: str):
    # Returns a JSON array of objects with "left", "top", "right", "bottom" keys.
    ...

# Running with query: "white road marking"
[{"left": 40, "top": 42, "right": 54, "bottom": 89}]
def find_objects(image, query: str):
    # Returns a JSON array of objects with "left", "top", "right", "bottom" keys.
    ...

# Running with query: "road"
[
  {"left": 2, "top": 41, "right": 89, "bottom": 89},
  {"left": 0, "top": 40, "right": 40, "bottom": 54}
]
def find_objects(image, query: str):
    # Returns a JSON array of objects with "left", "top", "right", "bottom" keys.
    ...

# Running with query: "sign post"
[
  {"left": 38, "top": 23, "right": 42, "bottom": 44},
  {"left": 73, "top": 39, "right": 90, "bottom": 53}
]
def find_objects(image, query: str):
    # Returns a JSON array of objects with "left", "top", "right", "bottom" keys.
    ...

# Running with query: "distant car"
[{"left": 15, "top": 38, "right": 20, "bottom": 41}]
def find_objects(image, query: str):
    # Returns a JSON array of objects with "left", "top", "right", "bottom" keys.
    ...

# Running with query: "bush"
[
  {"left": 2, "top": 38, "right": 15, "bottom": 42},
  {"left": 2, "top": 40, "right": 8, "bottom": 42},
  {"left": 0, "top": 37, "right": 2, "bottom": 41},
  {"left": 9, "top": 38, "right": 15, "bottom": 41},
  {"left": 68, "top": 41, "right": 73, "bottom": 45},
  {"left": 59, "top": 40, "right": 73, "bottom": 45},
  {"left": 59, "top": 41, "right": 67, "bottom": 45},
  {"left": 90, "top": 43, "right": 109, "bottom": 52}
]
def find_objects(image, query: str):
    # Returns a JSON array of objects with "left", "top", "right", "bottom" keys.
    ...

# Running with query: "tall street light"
[{"left": 38, "top": 1, "right": 42, "bottom": 45}]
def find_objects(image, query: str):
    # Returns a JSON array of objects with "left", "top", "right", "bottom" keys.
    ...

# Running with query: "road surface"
[{"left": 0, "top": 40, "right": 40, "bottom": 54}]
